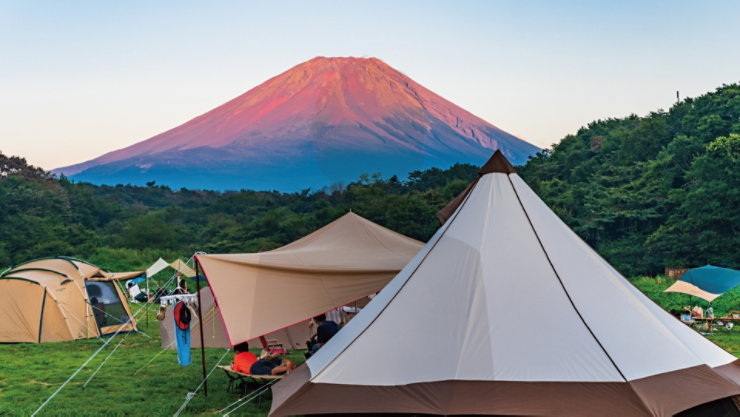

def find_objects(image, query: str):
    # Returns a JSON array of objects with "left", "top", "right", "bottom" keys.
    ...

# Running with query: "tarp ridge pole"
[
  {"left": 195, "top": 258, "right": 207, "bottom": 397},
  {"left": 146, "top": 270, "right": 149, "bottom": 328}
]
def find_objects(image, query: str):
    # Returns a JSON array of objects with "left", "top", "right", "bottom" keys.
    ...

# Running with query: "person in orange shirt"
[{"left": 232, "top": 342, "right": 258, "bottom": 374}]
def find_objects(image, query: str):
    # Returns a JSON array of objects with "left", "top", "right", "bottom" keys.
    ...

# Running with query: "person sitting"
[
  {"left": 128, "top": 281, "right": 152, "bottom": 303},
  {"left": 249, "top": 357, "right": 295, "bottom": 376},
  {"left": 127, "top": 281, "right": 142, "bottom": 301},
  {"left": 706, "top": 305, "right": 714, "bottom": 319},
  {"left": 691, "top": 305, "right": 704, "bottom": 319},
  {"left": 232, "top": 342, "right": 259, "bottom": 374},
  {"left": 153, "top": 287, "right": 168, "bottom": 304},
  {"left": 307, "top": 313, "right": 340, "bottom": 354},
  {"left": 91, "top": 297, "right": 107, "bottom": 327},
  {"left": 173, "top": 276, "right": 189, "bottom": 295}
]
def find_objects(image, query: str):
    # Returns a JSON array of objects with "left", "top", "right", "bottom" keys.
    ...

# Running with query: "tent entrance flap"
[{"left": 84, "top": 281, "right": 132, "bottom": 335}]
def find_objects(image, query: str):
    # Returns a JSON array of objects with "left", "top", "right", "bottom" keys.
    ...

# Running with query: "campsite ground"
[
  {"left": 0, "top": 303, "right": 307, "bottom": 416},
  {"left": 1, "top": 283, "right": 740, "bottom": 417}
]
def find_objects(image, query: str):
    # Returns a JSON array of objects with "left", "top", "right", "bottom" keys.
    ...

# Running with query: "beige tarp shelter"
[
  {"left": 271, "top": 151, "right": 740, "bottom": 417},
  {"left": 159, "top": 286, "right": 311, "bottom": 350},
  {"left": 195, "top": 211, "right": 424, "bottom": 346},
  {"left": 146, "top": 257, "right": 197, "bottom": 279},
  {"left": 0, "top": 257, "right": 139, "bottom": 343}
]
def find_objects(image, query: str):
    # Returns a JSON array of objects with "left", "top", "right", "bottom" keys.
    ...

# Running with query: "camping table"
[{"left": 691, "top": 317, "right": 740, "bottom": 333}]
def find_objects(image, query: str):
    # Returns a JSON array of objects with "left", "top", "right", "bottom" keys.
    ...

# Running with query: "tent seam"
[{"left": 506, "top": 174, "right": 629, "bottom": 382}]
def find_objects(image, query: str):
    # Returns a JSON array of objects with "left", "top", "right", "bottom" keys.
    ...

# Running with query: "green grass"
[
  {"left": 3, "top": 278, "right": 740, "bottom": 416},
  {"left": 0, "top": 304, "right": 306, "bottom": 416}
]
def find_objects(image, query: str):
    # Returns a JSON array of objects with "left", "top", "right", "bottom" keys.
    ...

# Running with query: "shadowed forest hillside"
[{"left": 1, "top": 83, "right": 738, "bottom": 276}]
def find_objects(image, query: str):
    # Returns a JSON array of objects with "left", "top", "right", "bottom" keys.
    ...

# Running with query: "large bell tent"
[{"left": 270, "top": 151, "right": 740, "bottom": 417}]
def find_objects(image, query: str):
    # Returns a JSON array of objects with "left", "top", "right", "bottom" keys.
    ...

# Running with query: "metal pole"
[
  {"left": 146, "top": 273, "right": 149, "bottom": 328},
  {"left": 195, "top": 258, "right": 207, "bottom": 397}
]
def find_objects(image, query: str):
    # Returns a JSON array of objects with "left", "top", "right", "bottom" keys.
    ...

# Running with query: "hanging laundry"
[{"left": 174, "top": 301, "right": 192, "bottom": 366}]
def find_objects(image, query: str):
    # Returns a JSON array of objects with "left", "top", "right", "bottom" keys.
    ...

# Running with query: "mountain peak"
[{"left": 56, "top": 57, "right": 539, "bottom": 191}]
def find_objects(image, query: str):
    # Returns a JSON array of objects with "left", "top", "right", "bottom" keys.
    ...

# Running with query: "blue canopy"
[
  {"left": 126, "top": 276, "right": 146, "bottom": 286},
  {"left": 664, "top": 265, "right": 740, "bottom": 302}
]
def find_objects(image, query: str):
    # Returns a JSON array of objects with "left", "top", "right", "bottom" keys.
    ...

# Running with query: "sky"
[{"left": 1, "top": 1, "right": 739, "bottom": 170}]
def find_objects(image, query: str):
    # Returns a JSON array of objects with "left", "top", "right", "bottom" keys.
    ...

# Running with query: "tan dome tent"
[
  {"left": 195, "top": 211, "right": 424, "bottom": 347},
  {"left": 0, "top": 257, "right": 140, "bottom": 343},
  {"left": 270, "top": 151, "right": 740, "bottom": 417}
]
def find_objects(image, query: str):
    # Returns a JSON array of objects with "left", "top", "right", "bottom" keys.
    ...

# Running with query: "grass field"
[
  {"left": 2, "top": 285, "right": 740, "bottom": 416},
  {"left": 0, "top": 303, "right": 307, "bottom": 417}
]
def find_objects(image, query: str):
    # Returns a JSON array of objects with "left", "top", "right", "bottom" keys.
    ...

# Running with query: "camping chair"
[
  {"left": 262, "top": 340, "right": 288, "bottom": 357},
  {"left": 217, "top": 365, "right": 283, "bottom": 408}
]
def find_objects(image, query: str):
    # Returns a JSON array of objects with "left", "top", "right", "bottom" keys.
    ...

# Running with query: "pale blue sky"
[{"left": 1, "top": 1, "right": 738, "bottom": 169}]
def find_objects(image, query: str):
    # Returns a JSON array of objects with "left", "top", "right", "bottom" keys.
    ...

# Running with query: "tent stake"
[{"left": 196, "top": 259, "right": 207, "bottom": 397}]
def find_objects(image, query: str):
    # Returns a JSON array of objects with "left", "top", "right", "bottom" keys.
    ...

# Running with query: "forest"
[{"left": 1, "top": 83, "right": 737, "bottom": 276}]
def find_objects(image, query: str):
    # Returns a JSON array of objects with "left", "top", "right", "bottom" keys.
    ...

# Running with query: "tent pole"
[
  {"left": 146, "top": 273, "right": 149, "bottom": 328},
  {"left": 195, "top": 259, "right": 207, "bottom": 397}
]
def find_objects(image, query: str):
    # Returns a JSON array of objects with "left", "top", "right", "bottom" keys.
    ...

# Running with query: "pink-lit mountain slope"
[{"left": 55, "top": 57, "right": 539, "bottom": 191}]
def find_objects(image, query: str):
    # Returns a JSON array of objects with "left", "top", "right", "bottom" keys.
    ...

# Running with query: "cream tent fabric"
[
  {"left": 169, "top": 258, "right": 196, "bottom": 277},
  {"left": 144, "top": 257, "right": 196, "bottom": 279},
  {"left": 0, "top": 257, "right": 138, "bottom": 343},
  {"left": 159, "top": 286, "right": 310, "bottom": 350},
  {"left": 270, "top": 151, "right": 740, "bottom": 417},
  {"left": 196, "top": 212, "right": 424, "bottom": 346},
  {"left": 146, "top": 258, "right": 171, "bottom": 278}
]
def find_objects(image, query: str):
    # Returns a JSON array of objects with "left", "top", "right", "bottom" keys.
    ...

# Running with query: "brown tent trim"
[
  {"left": 271, "top": 365, "right": 740, "bottom": 417},
  {"left": 478, "top": 150, "right": 517, "bottom": 175},
  {"left": 437, "top": 151, "right": 517, "bottom": 224}
]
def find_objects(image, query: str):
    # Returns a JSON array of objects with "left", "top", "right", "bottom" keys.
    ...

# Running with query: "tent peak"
[{"left": 479, "top": 150, "right": 517, "bottom": 175}]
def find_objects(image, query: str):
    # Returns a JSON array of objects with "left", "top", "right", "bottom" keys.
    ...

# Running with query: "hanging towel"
[{"left": 174, "top": 302, "right": 191, "bottom": 366}]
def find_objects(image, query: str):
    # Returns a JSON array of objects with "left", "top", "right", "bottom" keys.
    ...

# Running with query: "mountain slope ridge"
[{"left": 56, "top": 56, "right": 539, "bottom": 191}]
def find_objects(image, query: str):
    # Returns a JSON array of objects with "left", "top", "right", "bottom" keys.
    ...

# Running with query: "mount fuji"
[{"left": 55, "top": 57, "right": 539, "bottom": 191}]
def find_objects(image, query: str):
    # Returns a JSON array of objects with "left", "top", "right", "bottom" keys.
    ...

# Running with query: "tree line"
[{"left": 1, "top": 83, "right": 737, "bottom": 276}]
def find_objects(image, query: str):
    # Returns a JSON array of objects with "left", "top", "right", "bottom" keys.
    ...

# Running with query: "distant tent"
[
  {"left": 159, "top": 286, "right": 311, "bottom": 350},
  {"left": 196, "top": 212, "right": 424, "bottom": 346},
  {"left": 270, "top": 151, "right": 740, "bottom": 417},
  {"left": 0, "top": 257, "right": 138, "bottom": 343},
  {"left": 664, "top": 265, "right": 740, "bottom": 302},
  {"left": 145, "top": 257, "right": 196, "bottom": 279}
]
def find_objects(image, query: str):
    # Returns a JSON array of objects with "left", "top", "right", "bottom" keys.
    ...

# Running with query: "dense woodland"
[{"left": 1, "top": 83, "right": 738, "bottom": 276}]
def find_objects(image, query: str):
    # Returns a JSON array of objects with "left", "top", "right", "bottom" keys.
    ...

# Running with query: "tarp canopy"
[
  {"left": 196, "top": 211, "right": 424, "bottom": 346},
  {"left": 170, "top": 258, "right": 196, "bottom": 277},
  {"left": 159, "top": 286, "right": 311, "bottom": 350},
  {"left": 664, "top": 265, "right": 740, "bottom": 302},
  {"left": 146, "top": 257, "right": 196, "bottom": 278},
  {"left": 146, "top": 258, "right": 170, "bottom": 278},
  {"left": 0, "top": 256, "right": 137, "bottom": 343},
  {"left": 270, "top": 151, "right": 740, "bottom": 417}
]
